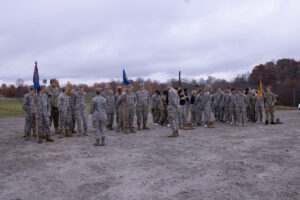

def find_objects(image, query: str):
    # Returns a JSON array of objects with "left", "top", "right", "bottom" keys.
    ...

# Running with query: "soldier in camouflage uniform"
[
  {"left": 184, "top": 88, "right": 190, "bottom": 121},
  {"left": 223, "top": 87, "right": 231, "bottom": 123},
  {"left": 47, "top": 79, "right": 60, "bottom": 134},
  {"left": 117, "top": 85, "right": 136, "bottom": 134},
  {"left": 114, "top": 86, "right": 122, "bottom": 130},
  {"left": 247, "top": 89, "right": 256, "bottom": 122},
  {"left": 23, "top": 86, "right": 34, "bottom": 139},
  {"left": 218, "top": 88, "right": 225, "bottom": 122},
  {"left": 151, "top": 90, "right": 161, "bottom": 125},
  {"left": 90, "top": 88, "right": 107, "bottom": 146},
  {"left": 194, "top": 88, "right": 204, "bottom": 126},
  {"left": 178, "top": 89, "right": 187, "bottom": 129},
  {"left": 236, "top": 88, "right": 247, "bottom": 125},
  {"left": 203, "top": 86, "right": 212, "bottom": 128},
  {"left": 166, "top": 82, "right": 179, "bottom": 137},
  {"left": 70, "top": 89, "right": 77, "bottom": 133},
  {"left": 33, "top": 86, "right": 54, "bottom": 143},
  {"left": 136, "top": 83, "right": 150, "bottom": 130},
  {"left": 75, "top": 84, "right": 88, "bottom": 135},
  {"left": 57, "top": 87, "right": 72, "bottom": 138},
  {"left": 106, "top": 90, "right": 115, "bottom": 130},
  {"left": 264, "top": 85, "right": 276, "bottom": 125},
  {"left": 159, "top": 90, "right": 168, "bottom": 125},
  {"left": 229, "top": 88, "right": 237, "bottom": 125},
  {"left": 255, "top": 91, "right": 264, "bottom": 123}
]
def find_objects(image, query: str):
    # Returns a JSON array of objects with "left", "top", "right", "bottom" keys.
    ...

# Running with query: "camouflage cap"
[
  {"left": 139, "top": 82, "right": 144, "bottom": 87},
  {"left": 95, "top": 88, "right": 101, "bottom": 92}
]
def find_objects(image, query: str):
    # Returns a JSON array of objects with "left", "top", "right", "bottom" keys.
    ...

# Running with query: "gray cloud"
[{"left": 0, "top": 0, "right": 299, "bottom": 85}]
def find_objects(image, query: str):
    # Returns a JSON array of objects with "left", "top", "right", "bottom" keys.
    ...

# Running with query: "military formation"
[{"left": 22, "top": 79, "right": 278, "bottom": 145}]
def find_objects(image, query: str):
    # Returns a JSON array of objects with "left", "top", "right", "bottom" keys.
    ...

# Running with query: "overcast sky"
[{"left": 0, "top": 0, "right": 299, "bottom": 85}]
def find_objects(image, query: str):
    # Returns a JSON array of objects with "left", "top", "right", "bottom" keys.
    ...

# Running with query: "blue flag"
[
  {"left": 123, "top": 69, "right": 130, "bottom": 86},
  {"left": 33, "top": 61, "right": 40, "bottom": 93}
]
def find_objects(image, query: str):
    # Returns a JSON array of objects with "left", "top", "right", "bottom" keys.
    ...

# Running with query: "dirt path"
[{"left": 0, "top": 111, "right": 299, "bottom": 200}]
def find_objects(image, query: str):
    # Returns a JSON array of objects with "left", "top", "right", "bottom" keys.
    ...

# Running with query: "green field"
[{"left": 0, "top": 98, "right": 297, "bottom": 118}]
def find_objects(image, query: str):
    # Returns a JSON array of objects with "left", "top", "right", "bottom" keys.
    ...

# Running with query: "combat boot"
[
  {"left": 208, "top": 122, "right": 215, "bottom": 128},
  {"left": 168, "top": 131, "right": 177, "bottom": 138},
  {"left": 66, "top": 130, "right": 73, "bottom": 137},
  {"left": 25, "top": 134, "right": 31, "bottom": 141},
  {"left": 137, "top": 124, "right": 141, "bottom": 130},
  {"left": 55, "top": 128, "right": 59, "bottom": 134},
  {"left": 124, "top": 128, "right": 129, "bottom": 134},
  {"left": 58, "top": 131, "right": 64, "bottom": 138},
  {"left": 101, "top": 137, "right": 105, "bottom": 146},
  {"left": 130, "top": 127, "right": 136, "bottom": 133},
  {"left": 23, "top": 133, "right": 27, "bottom": 138},
  {"left": 72, "top": 128, "right": 77, "bottom": 134},
  {"left": 38, "top": 137, "right": 43, "bottom": 143},
  {"left": 94, "top": 139, "right": 100, "bottom": 146},
  {"left": 175, "top": 130, "right": 179, "bottom": 137},
  {"left": 271, "top": 121, "right": 275, "bottom": 125},
  {"left": 45, "top": 135, "right": 54, "bottom": 142},
  {"left": 265, "top": 120, "right": 269, "bottom": 125},
  {"left": 143, "top": 124, "right": 149, "bottom": 130}
]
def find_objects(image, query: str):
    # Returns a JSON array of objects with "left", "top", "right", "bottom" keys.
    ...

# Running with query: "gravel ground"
[{"left": 0, "top": 110, "right": 299, "bottom": 200}]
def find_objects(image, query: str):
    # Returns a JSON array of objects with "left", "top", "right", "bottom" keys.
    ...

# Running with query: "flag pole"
[
  {"left": 122, "top": 85, "right": 126, "bottom": 133},
  {"left": 34, "top": 61, "right": 39, "bottom": 140}
]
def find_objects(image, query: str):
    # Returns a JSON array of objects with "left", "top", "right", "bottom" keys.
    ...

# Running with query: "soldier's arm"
[
  {"left": 90, "top": 99, "right": 95, "bottom": 114},
  {"left": 22, "top": 95, "right": 28, "bottom": 111}
]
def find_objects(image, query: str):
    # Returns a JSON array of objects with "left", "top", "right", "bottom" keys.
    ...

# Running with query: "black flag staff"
[{"left": 178, "top": 70, "right": 181, "bottom": 88}]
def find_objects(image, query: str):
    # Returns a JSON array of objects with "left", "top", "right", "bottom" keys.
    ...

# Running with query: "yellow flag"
[{"left": 258, "top": 78, "right": 263, "bottom": 99}]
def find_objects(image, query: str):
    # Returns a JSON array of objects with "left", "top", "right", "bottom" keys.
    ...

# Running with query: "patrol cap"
[
  {"left": 104, "top": 84, "right": 109, "bottom": 89},
  {"left": 71, "top": 89, "right": 77, "bottom": 94},
  {"left": 95, "top": 88, "right": 101, "bottom": 92},
  {"left": 139, "top": 82, "right": 144, "bottom": 87},
  {"left": 50, "top": 79, "right": 56, "bottom": 83},
  {"left": 109, "top": 90, "right": 113, "bottom": 94}
]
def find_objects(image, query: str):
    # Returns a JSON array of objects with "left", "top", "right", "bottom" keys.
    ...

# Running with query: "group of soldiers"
[{"left": 22, "top": 78, "right": 277, "bottom": 144}]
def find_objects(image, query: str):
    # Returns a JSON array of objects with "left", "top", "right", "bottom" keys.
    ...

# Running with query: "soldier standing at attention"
[
  {"left": 90, "top": 88, "right": 107, "bottom": 146},
  {"left": 33, "top": 86, "right": 54, "bottom": 143},
  {"left": 23, "top": 86, "right": 34, "bottom": 139},
  {"left": 194, "top": 88, "right": 204, "bottom": 126},
  {"left": 47, "top": 79, "right": 60, "bottom": 134},
  {"left": 247, "top": 89, "right": 256, "bottom": 122},
  {"left": 151, "top": 90, "right": 161, "bottom": 125},
  {"left": 203, "top": 86, "right": 212, "bottom": 128},
  {"left": 70, "top": 89, "right": 77, "bottom": 133},
  {"left": 264, "top": 85, "right": 276, "bottom": 125},
  {"left": 106, "top": 90, "right": 115, "bottom": 130},
  {"left": 75, "top": 84, "right": 88, "bottom": 136},
  {"left": 136, "top": 83, "right": 150, "bottom": 130},
  {"left": 114, "top": 86, "right": 122, "bottom": 129},
  {"left": 57, "top": 87, "right": 72, "bottom": 138},
  {"left": 165, "top": 82, "right": 179, "bottom": 137},
  {"left": 255, "top": 90, "right": 264, "bottom": 123},
  {"left": 223, "top": 87, "right": 231, "bottom": 123},
  {"left": 159, "top": 90, "right": 169, "bottom": 126},
  {"left": 236, "top": 88, "right": 247, "bottom": 126},
  {"left": 118, "top": 85, "right": 137, "bottom": 134},
  {"left": 229, "top": 88, "right": 238, "bottom": 125}
]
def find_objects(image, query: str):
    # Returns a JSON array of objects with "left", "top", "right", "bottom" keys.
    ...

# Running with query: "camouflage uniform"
[
  {"left": 189, "top": 95, "right": 196, "bottom": 124},
  {"left": 106, "top": 91, "right": 115, "bottom": 128},
  {"left": 70, "top": 90, "right": 77, "bottom": 131},
  {"left": 118, "top": 90, "right": 136, "bottom": 130},
  {"left": 151, "top": 94, "right": 161, "bottom": 124},
  {"left": 58, "top": 92, "right": 70, "bottom": 132},
  {"left": 219, "top": 92, "right": 225, "bottom": 122},
  {"left": 159, "top": 94, "right": 168, "bottom": 125},
  {"left": 255, "top": 96, "right": 263, "bottom": 123},
  {"left": 236, "top": 93, "right": 247, "bottom": 125},
  {"left": 264, "top": 92, "right": 275, "bottom": 123},
  {"left": 75, "top": 90, "right": 88, "bottom": 134},
  {"left": 47, "top": 86, "right": 60, "bottom": 130},
  {"left": 178, "top": 94, "right": 187, "bottom": 127},
  {"left": 114, "top": 91, "right": 122, "bottom": 128},
  {"left": 229, "top": 93, "right": 237, "bottom": 124},
  {"left": 203, "top": 91, "right": 212, "bottom": 126},
  {"left": 223, "top": 91, "right": 231, "bottom": 123},
  {"left": 23, "top": 92, "right": 34, "bottom": 135},
  {"left": 136, "top": 89, "right": 150, "bottom": 127},
  {"left": 90, "top": 94, "right": 107, "bottom": 140},
  {"left": 167, "top": 87, "right": 179, "bottom": 132},
  {"left": 194, "top": 93, "right": 203, "bottom": 125},
  {"left": 32, "top": 93, "right": 51, "bottom": 137},
  {"left": 247, "top": 93, "right": 256, "bottom": 122}
]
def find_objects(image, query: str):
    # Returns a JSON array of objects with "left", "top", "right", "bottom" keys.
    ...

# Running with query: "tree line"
[{"left": 1, "top": 58, "right": 299, "bottom": 106}]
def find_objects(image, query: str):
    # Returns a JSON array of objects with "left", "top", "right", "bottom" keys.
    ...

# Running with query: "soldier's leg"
[
  {"left": 76, "top": 110, "right": 83, "bottom": 133},
  {"left": 38, "top": 113, "right": 44, "bottom": 137},
  {"left": 182, "top": 106, "right": 187, "bottom": 125},
  {"left": 92, "top": 120, "right": 100, "bottom": 144},
  {"left": 129, "top": 108, "right": 134, "bottom": 128},
  {"left": 59, "top": 111, "right": 64, "bottom": 132},
  {"left": 265, "top": 106, "right": 270, "bottom": 122},
  {"left": 143, "top": 107, "right": 148, "bottom": 126},
  {"left": 270, "top": 106, "right": 275, "bottom": 123},
  {"left": 24, "top": 113, "right": 31, "bottom": 135},
  {"left": 136, "top": 108, "right": 142, "bottom": 126},
  {"left": 82, "top": 109, "right": 88, "bottom": 133},
  {"left": 259, "top": 107, "right": 263, "bottom": 122},
  {"left": 44, "top": 114, "right": 51, "bottom": 136},
  {"left": 53, "top": 107, "right": 59, "bottom": 130}
]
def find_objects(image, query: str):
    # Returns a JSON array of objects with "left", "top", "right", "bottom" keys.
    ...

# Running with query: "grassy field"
[{"left": 0, "top": 98, "right": 297, "bottom": 118}]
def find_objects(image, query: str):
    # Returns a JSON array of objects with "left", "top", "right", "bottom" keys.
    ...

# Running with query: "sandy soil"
[{"left": 0, "top": 110, "right": 299, "bottom": 200}]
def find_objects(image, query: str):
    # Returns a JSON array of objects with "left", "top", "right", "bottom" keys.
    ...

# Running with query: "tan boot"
[
  {"left": 45, "top": 135, "right": 54, "bottom": 142},
  {"left": 208, "top": 122, "right": 215, "bottom": 128},
  {"left": 124, "top": 128, "right": 129, "bottom": 134},
  {"left": 168, "top": 131, "right": 177, "bottom": 137},
  {"left": 25, "top": 134, "right": 31, "bottom": 141},
  {"left": 38, "top": 137, "right": 43, "bottom": 143},
  {"left": 130, "top": 127, "right": 136, "bottom": 133},
  {"left": 175, "top": 130, "right": 179, "bottom": 137},
  {"left": 55, "top": 128, "right": 59, "bottom": 134},
  {"left": 143, "top": 124, "right": 149, "bottom": 130},
  {"left": 58, "top": 131, "right": 64, "bottom": 138}
]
